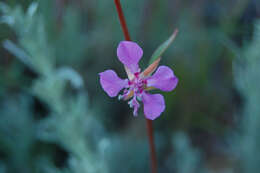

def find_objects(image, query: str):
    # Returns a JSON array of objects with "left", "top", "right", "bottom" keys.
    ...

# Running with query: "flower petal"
[
  {"left": 117, "top": 41, "right": 143, "bottom": 73},
  {"left": 142, "top": 92, "right": 165, "bottom": 120},
  {"left": 146, "top": 65, "right": 178, "bottom": 92},
  {"left": 99, "top": 70, "right": 128, "bottom": 97}
]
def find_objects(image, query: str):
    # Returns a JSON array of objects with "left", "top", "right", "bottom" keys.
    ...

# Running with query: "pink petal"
[
  {"left": 142, "top": 92, "right": 165, "bottom": 120},
  {"left": 99, "top": 70, "right": 128, "bottom": 97},
  {"left": 117, "top": 41, "right": 143, "bottom": 73},
  {"left": 146, "top": 66, "right": 178, "bottom": 92}
]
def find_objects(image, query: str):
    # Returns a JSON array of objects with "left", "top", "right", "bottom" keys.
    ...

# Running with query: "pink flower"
[{"left": 99, "top": 41, "right": 178, "bottom": 120}]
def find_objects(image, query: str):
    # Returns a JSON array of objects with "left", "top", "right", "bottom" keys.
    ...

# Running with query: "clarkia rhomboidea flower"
[{"left": 99, "top": 41, "right": 178, "bottom": 120}]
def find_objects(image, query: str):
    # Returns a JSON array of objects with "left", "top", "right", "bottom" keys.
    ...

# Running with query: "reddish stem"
[
  {"left": 114, "top": 0, "right": 131, "bottom": 41},
  {"left": 113, "top": 1, "right": 157, "bottom": 173},
  {"left": 146, "top": 119, "right": 158, "bottom": 173}
]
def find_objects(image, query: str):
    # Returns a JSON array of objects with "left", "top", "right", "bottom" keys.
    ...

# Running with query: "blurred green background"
[{"left": 0, "top": 0, "right": 260, "bottom": 173}]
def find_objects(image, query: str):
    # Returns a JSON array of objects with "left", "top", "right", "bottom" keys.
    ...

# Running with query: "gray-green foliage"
[
  {"left": 173, "top": 133, "right": 201, "bottom": 173},
  {"left": 1, "top": 2, "right": 54, "bottom": 75},
  {"left": 0, "top": 2, "right": 108, "bottom": 173},
  {"left": 164, "top": 133, "right": 202, "bottom": 173},
  {"left": 0, "top": 95, "right": 35, "bottom": 173},
  {"left": 234, "top": 21, "right": 260, "bottom": 173}
]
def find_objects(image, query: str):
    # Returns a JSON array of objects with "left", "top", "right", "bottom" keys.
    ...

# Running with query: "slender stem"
[
  {"left": 113, "top": 1, "right": 157, "bottom": 173},
  {"left": 114, "top": 0, "right": 131, "bottom": 41},
  {"left": 146, "top": 119, "right": 158, "bottom": 173}
]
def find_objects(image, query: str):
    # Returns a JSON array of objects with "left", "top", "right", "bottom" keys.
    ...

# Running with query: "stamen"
[
  {"left": 137, "top": 95, "right": 142, "bottom": 101},
  {"left": 128, "top": 99, "right": 133, "bottom": 108},
  {"left": 118, "top": 95, "right": 123, "bottom": 100}
]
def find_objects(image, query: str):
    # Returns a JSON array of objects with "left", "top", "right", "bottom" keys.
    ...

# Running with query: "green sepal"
[{"left": 148, "top": 29, "right": 178, "bottom": 65}]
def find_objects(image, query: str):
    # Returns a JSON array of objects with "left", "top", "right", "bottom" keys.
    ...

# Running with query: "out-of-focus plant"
[
  {"left": 234, "top": 21, "right": 260, "bottom": 173},
  {"left": 171, "top": 132, "right": 201, "bottom": 173},
  {"left": 0, "top": 2, "right": 108, "bottom": 173}
]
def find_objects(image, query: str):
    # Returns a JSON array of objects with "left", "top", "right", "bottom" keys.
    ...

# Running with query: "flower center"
[
  {"left": 117, "top": 72, "right": 148, "bottom": 116},
  {"left": 118, "top": 72, "right": 147, "bottom": 102},
  {"left": 129, "top": 72, "right": 147, "bottom": 94}
]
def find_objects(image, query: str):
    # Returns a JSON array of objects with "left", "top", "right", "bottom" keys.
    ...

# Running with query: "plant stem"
[
  {"left": 114, "top": 0, "right": 131, "bottom": 41},
  {"left": 113, "top": 1, "right": 157, "bottom": 173},
  {"left": 146, "top": 119, "right": 158, "bottom": 173}
]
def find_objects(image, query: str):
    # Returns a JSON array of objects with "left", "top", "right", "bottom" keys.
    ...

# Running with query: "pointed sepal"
[
  {"left": 148, "top": 29, "right": 178, "bottom": 65},
  {"left": 142, "top": 57, "right": 161, "bottom": 77}
]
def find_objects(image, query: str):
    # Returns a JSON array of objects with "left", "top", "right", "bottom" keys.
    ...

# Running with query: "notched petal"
[
  {"left": 146, "top": 66, "right": 178, "bottom": 92},
  {"left": 142, "top": 92, "right": 165, "bottom": 120},
  {"left": 99, "top": 70, "right": 128, "bottom": 97},
  {"left": 117, "top": 41, "right": 143, "bottom": 73}
]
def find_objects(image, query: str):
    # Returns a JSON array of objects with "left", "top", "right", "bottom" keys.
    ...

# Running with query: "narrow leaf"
[
  {"left": 149, "top": 29, "right": 178, "bottom": 65},
  {"left": 3, "top": 40, "right": 33, "bottom": 68}
]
